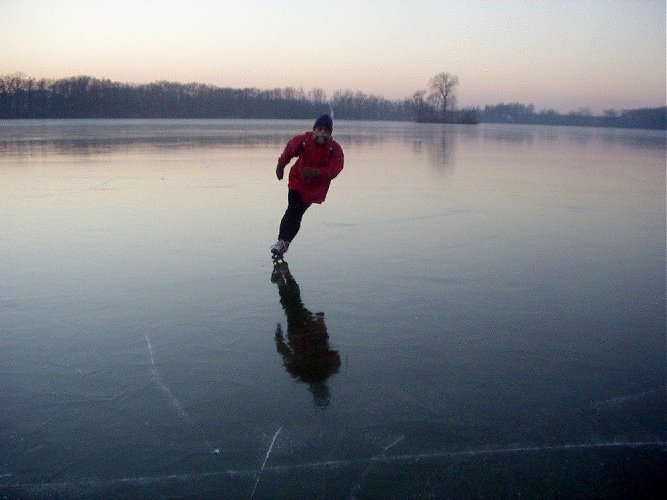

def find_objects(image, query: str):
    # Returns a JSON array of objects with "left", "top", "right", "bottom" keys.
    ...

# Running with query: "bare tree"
[
  {"left": 428, "top": 72, "right": 459, "bottom": 122},
  {"left": 308, "top": 88, "right": 327, "bottom": 103},
  {"left": 412, "top": 89, "right": 427, "bottom": 107},
  {"left": 411, "top": 89, "right": 432, "bottom": 122}
]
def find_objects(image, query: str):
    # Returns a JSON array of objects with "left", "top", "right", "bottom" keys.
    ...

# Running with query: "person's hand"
[
  {"left": 303, "top": 167, "right": 320, "bottom": 179},
  {"left": 276, "top": 165, "right": 284, "bottom": 180}
]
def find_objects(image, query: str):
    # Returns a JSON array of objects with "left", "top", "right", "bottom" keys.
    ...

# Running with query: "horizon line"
[{"left": 2, "top": 72, "right": 665, "bottom": 115}]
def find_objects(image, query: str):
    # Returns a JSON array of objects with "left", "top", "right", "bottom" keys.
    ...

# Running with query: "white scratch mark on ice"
[
  {"left": 145, "top": 335, "right": 156, "bottom": 365},
  {"left": 383, "top": 435, "right": 405, "bottom": 453},
  {"left": 283, "top": 440, "right": 666, "bottom": 475},
  {"left": 350, "top": 435, "right": 405, "bottom": 498},
  {"left": 145, "top": 335, "right": 189, "bottom": 422},
  {"left": 366, "top": 440, "right": 667, "bottom": 465},
  {"left": 1, "top": 441, "right": 663, "bottom": 495},
  {"left": 251, "top": 426, "right": 282, "bottom": 499},
  {"left": 590, "top": 387, "right": 664, "bottom": 407}
]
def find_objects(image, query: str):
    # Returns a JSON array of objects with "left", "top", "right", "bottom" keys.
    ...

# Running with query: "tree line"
[
  {"left": 0, "top": 73, "right": 411, "bottom": 121},
  {"left": 476, "top": 102, "right": 666, "bottom": 130},
  {"left": 1, "top": 73, "right": 664, "bottom": 129}
]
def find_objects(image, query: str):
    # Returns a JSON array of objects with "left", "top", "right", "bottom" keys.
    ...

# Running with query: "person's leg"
[{"left": 278, "top": 190, "right": 311, "bottom": 243}]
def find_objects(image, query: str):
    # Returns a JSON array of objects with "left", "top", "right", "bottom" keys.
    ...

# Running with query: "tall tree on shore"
[
  {"left": 411, "top": 90, "right": 430, "bottom": 121},
  {"left": 428, "top": 72, "right": 459, "bottom": 122}
]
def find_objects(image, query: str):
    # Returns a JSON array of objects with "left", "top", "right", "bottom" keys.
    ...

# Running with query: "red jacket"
[{"left": 278, "top": 131, "right": 344, "bottom": 204}]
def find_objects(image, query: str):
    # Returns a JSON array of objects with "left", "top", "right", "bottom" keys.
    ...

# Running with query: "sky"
[{"left": 1, "top": 0, "right": 665, "bottom": 112}]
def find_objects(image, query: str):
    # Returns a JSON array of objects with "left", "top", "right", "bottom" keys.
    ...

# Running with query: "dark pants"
[{"left": 279, "top": 190, "right": 311, "bottom": 242}]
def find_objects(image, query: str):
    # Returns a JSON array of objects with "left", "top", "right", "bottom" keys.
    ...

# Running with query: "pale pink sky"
[{"left": 1, "top": 0, "right": 665, "bottom": 112}]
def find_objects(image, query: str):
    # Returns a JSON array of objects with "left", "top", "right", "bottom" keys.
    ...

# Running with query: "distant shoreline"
[
  {"left": 1, "top": 75, "right": 664, "bottom": 130},
  {"left": 2, "top": 116, "right": 666, "bottom": 132}
]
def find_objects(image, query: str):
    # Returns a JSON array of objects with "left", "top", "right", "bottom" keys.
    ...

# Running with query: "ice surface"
[{"left": 0, "top": 120, "right": 664, "bottom": 497}]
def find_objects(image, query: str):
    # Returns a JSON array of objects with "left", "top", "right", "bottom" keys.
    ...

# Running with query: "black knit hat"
[{"left": 313, "top": 114, "right": 333, "bottom": 133}]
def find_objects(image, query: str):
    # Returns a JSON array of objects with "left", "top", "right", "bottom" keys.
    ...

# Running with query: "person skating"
[{"left": 271, "top": 114, "right": 344, "bottom": 258}]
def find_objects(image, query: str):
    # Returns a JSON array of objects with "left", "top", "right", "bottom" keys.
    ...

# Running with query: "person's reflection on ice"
[{"left": 271, "top": 261, "right": 341, "bottom": 406}]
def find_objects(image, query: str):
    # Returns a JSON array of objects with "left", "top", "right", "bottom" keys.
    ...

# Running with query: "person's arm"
[
  {"left": 319, "top": 142, "right": 344, "bottom": 181},
  {"left": 276, "top": 134, "right": 305, "bottom": 180}
]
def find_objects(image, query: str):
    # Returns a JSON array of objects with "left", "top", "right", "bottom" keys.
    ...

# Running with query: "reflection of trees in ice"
[
  {"left": 427, "top": 130, "right": 456, "bottom": 169},
  {"left": 271, "top": 261, "right": 341, "bottom": 407},
  {"left": 409, "top": 127, "right": 466, "bottom": 170}
]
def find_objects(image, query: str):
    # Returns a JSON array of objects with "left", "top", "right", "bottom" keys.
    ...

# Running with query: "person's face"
[{"left": 313, "top": 126, "right": 331, "bottom": 145}]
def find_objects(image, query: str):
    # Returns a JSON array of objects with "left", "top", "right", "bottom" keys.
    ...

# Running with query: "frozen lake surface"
[{"left": 0, "top": 119, "right": 665, "bottom": 497}]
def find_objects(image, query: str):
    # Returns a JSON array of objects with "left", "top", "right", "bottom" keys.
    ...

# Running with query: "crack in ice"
[
  {"left": 351, "top": 435, "right": 405, "bottom": 498},
  {"left": 590, "top": 386, "right": 664, "bottom": 407},
  {"left": 251, "top": 426, "right": 282, "bottom": 498},
  {"left": 145, "top": 335, "right": 189, "bottom": 422},
  {"left": 3, "top": 441, "right": 663, "bottom": 495}
]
